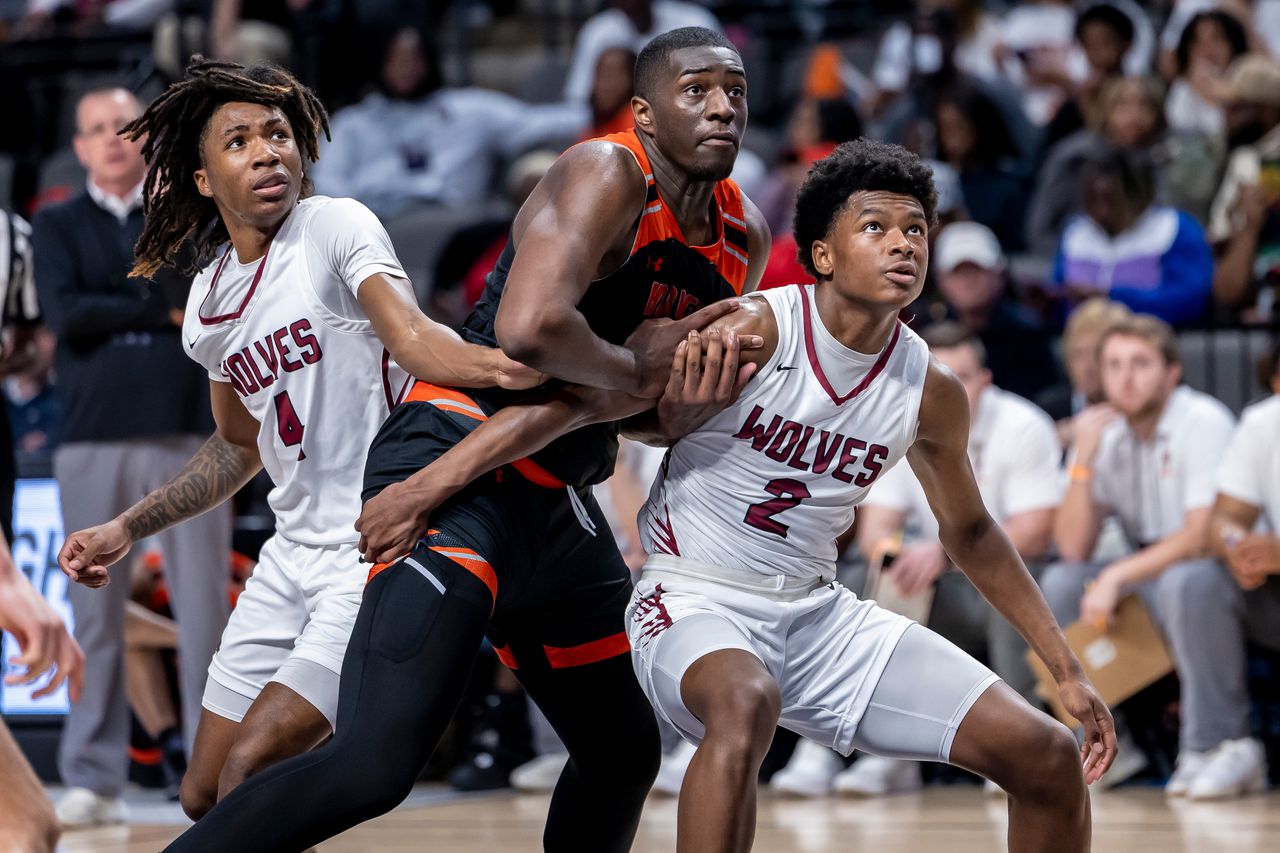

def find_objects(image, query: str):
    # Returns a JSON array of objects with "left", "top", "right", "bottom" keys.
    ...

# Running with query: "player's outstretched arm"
[
  {"left": 357, "top": 273, "right": 543, "bottom": 391},
  {"left": 58, "top": 381, "right": 262, "bottom": 588},
  {"left": 356, "top": 326, "right": 757, "bottom": 563},
  {"left": 907, "top": 359, "right": 1117, "bottom": 784}
]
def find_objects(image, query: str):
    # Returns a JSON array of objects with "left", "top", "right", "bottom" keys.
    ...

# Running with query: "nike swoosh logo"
[
  {"left": 776, "top": 365, "right": 798, "bottom": 372},
  {"left": 186, "top": 337, "right": 200, "bottom": 349}
]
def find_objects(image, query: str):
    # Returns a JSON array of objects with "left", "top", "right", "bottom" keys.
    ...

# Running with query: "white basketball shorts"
[
  {"left": 627, "top": 554, "right": 1000, "bottom": 761},
  {"left": 202, "top": 535, "right": 365, "bottom": 729}
]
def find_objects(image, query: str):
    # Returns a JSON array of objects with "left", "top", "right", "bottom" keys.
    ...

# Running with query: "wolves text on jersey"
[
  {"left": 731, "top": 404, "right": 888, "bottom": 487},
  {"left": 220, "top": 319, "right": 323, "bottom": 397}
]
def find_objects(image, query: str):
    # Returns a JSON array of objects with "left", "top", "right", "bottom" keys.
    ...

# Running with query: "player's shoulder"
[
  {"left": 916, "top": 354, "right": 970, "bottom": 445},
  {"left": 550, "top": 138, "right": 648, "bottom": 196},
  {"left": 294, "top": 195, "right": 384, "bottom": 240}
]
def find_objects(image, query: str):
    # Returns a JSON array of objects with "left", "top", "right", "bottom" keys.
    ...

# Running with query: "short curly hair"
[{"left": 792, "top": 139, "right": 937, "bottom": 278}]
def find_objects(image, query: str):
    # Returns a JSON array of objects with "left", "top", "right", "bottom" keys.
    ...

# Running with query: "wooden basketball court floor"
[{"left": 55, "top": 785, "right": 1280, "bottom": 852}]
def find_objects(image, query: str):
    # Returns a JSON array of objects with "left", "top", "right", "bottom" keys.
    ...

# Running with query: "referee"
[{"left": 0, "top": 207, "right": 40, "bottom": 543}]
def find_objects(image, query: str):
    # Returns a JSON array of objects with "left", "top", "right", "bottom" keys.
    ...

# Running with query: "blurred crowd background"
[{"left": 2, "top": 0, "right": 1280, "bottom": 821}]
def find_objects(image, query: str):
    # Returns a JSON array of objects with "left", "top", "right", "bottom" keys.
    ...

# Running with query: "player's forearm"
[
  {"left": 118, "top": 434, "right": 261, "bottom": 542},
  {"left": 399, "top": 385, "right": 648, "bottom": 503},
  {"left": 947, "top": 518, "right": 1084, "bottom": 683},
  {"left": 495, "top": 305, "right": 640, "bottom": 393},
  {"left": 389, "top": 317, "right": 509, "bottom": 389}
]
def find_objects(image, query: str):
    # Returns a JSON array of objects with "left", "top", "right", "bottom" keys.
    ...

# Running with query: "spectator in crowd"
[
  {"left": 0, "top": 208, "right": 39, "bottom": 543},
  {"left": 1207, "top": 54, "right": 1280, "bottom": 315},
  {"left": 933, "top": 83, "right": 1031, "bottom": 250},
  {"left": 31, "top": 86, "right": 231, "bottom": 828},
  {"left": 1030, "top": 76, "right": 1225, "bottom": 254},
  {"left": 869, "top": 0, "right": 1001, "bottom": 113},
  {"left": 563, "top": 0, "right": 721, "bottom": 104},
  {"left": 994, "top": 0, "right": 1079, "bottom": 126},
  {"left": 4, "top": 326, "right": 58, "bottom": 465},
  {"left": 1036, "top": 297, "right": 1133, "bottom": 448},
  {"left": 1040, "top": 3, "right": 1135, "bottom": 158},
  {"left": 1052, "top": 146, "right": 1214, "bottom": 326},
  {"left": 1042, "top": 314, "right": 1236, "bottom": 787},
  {"left": 1173, "top": 347, "right": 1280, "bottom": 800},
  {"left": 311, "top": 26, "right": 584, "bottom": 217},
  {"left": 921, "top": 221, "right": 1060, "bottom": 400},
  {"left": 1165, "top": 9, "right": 1250, "bottom": 137},
  {"left": 582, "top": 46, "right": 637, "bottom": 140},
  {"left": 770, "top": 323, "right": 1062, "bottom": 799}
]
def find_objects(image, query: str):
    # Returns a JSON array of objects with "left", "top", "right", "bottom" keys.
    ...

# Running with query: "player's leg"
[
  {"left": 628, "top": 572, "right": 779, "bottom": 853},
  {"left": 0, "top": 720, "right": 58, "bottom": 852},
  {"left": 500, "top": 514, "right": 661, "bottom": 853},
  {"left": 678, "top": 647, "right": 781, "bottom": 853},
  {"left": 162, "top": 540, "right": 494, "bottom": 852},
  {"left": 512, "top": 654, "right": 661, "bottom": 853},
  {"left": 179, "top": 536, "right": 304, "bottom": 818},
  {"left": 847, "top": 622, "right": 1088, "bottom": 852}
]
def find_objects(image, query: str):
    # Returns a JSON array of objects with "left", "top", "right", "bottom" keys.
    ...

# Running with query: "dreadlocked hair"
[{"left": 124, "top": 56, "right": 330, "bottom": 279}]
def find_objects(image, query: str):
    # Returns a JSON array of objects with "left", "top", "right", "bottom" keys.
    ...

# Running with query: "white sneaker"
[
  {"left": 1095, "top": 729, "right": 1147, "bottom": 790},
  {"left": 56, "top": 787, "right": 126, "bottom": 829},
  {"left": 652, "top": 741, "right": 697, "bottom": 796},
  {"left": 1186, "top": 738, "right": 1267, "bottom": 801},
  {"left": 769, "top": 740, "right": 844, "bottom": 797},
  {"left": 1164, "top": 751, "right": 1208, "bottom": 798},
  {"left": 510, "top": 752, "right": 569, "bottom": 792},
  {"left": 833, "top": 755, "right": 921, "bottom": 796}
]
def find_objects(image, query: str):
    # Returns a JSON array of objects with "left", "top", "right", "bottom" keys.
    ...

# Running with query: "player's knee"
[
  {"left": 1005, "top": 720, "right": 1084, "bottom": 805},
  {"left": 703, "top": 677, "right": 781, "bottom": 757},
  {"left": 179, "top": 774, "right": 218, "bottom": 821}
]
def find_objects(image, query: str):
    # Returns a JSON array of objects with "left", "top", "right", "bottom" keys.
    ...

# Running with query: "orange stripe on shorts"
[
  {"left": 543, "top": 632, "right": 631, "bottom": 669},
  {"left": 429, "top": 546, "right": 498, "bottom": 606},
  {"left": 493, "top": 644, "right": 518, "bottom": 669}
]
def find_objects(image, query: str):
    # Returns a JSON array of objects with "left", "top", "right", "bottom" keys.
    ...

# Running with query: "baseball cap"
[
  {"left": 1220, "top": 55, "right": 1280, "bottom": 108},
  {"left": 933, "top": 221, "right": 1005, "bottom": 274}
]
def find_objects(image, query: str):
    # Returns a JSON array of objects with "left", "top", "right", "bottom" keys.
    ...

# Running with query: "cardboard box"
[{"left": 1027, "top": 594, "right": 1174, "bottom": 726}]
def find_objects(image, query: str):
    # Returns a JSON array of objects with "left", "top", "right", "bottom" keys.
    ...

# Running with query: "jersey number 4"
[
  {"left": 744, "top": 478, "right": 810, "bottom": 538},
  {"left": 274, "top": 390, "right": 306, "bottom": 461}
]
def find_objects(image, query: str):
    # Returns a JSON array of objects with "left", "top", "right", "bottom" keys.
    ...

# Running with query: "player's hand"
[
  {"left": 1070, "top": 404, "right": 1118, "bottom": 466},
  {"left": 356, "top": 480, "right": 443, "bottom": 565},
  {"left": 58, "top": 519, "right": 133, "bottom": 589},
  {"left": 653, "top": 328, "right": 757, "bottom": 441},
  {"left": 1057, "top": 677, "right": 1116, "bottom": 785},
  {"left": 489, "top": 350, "right": 546, "bottom": 391},
  {"left": 888, "top": 540, "right": 947, "bottom": 597},
  {"left": 0, "top": 569, "right": 84, "bottom": 701},
  {"left": 1080, "top": 574, "right": 1121, "bottom": 630},
  {"left": 625, "top": 300, "right": 763, "bottom": 398}
]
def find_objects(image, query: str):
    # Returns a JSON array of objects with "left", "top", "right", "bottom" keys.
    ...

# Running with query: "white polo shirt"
[
  {"left": 1217, "top": 395, "right": 1280, "bottom": 533},
  {"left": 865, "top": 386, "right": 1062, "bottom": 540},
  {"left": 1091, "top": 386, "right": 1236, "bottom": 548}
]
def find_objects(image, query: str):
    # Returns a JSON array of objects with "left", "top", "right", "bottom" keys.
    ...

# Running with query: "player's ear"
[
  {"left": 632, "top": 96, "right": 654, "bottom": 135},
  {"left": 810, "top": 239, "right": 834, "bottom": 278},
  {"left": 194, "top": 167, "right": 213, "bottom": 199}
]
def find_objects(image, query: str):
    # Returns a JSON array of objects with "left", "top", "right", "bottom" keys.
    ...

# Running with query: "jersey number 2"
[
  {"left": 744, "top": 478, "right": 810, "bottom": 538},
  {"left": 274, "top": 390, "right": 306, "bottom": 461}
]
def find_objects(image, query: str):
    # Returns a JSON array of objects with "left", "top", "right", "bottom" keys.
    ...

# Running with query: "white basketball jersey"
[
  {"left": 640, "top": 284, "right": 930, "bottom": 581},
  {"left": 182, "top": 196, "right": 411, "bottom": 546}
]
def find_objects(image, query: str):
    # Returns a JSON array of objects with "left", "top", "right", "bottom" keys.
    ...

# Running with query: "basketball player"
[
  {"left": 55, "top": 58, "right": 543, "bottom": 822},
  {"left": 350, "top": 140, "right": 1120, "bottom": 852},
  {"left": 0, "top": 541, "right": 82, "bottom": 852},
  {"left": 164, "top": 27, "right": 768, "bottom": 853}
]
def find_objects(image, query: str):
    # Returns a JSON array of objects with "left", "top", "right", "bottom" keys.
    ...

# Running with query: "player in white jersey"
[
  {"left": 349, "top": 140, "right": 1119, "bottom": 851},
  {"left": 54, "top": 59, "right": 539, "bottom": 821}
]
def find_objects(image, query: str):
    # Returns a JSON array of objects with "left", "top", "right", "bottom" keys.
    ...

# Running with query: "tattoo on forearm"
[{"left": 123, "top": 435, "right": 259, "bottom": 541}]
